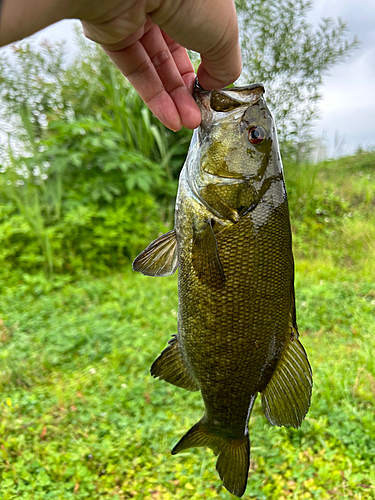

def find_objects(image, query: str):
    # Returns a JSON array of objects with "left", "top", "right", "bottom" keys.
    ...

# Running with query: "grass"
[{"left": 0, "top": 151, "right": 374, "bottom": 499}]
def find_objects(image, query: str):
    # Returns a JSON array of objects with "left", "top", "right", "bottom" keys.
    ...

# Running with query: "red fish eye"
[{"left": 248, "top": 126, "right": 265, "bottom": 145}]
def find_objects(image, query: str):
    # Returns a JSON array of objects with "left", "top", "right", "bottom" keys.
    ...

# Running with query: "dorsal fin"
[{"left": 261, "top": 334, "right": 312, "bottom": 429}]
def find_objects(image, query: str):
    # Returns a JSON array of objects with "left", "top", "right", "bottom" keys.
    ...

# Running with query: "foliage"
[
  {"left": 0, "top": 275, "right": 374, "bottom": 500},
  {"left": 0, "top": 152, "right": 374, "bottom": 498},
  {"left": 0, "top": 34, "right": 191, "bottom": 277},
  {"left": 235, "top": 0, "right": 359, "bottom": 161},
  {"left": 0, "top": 41, "right": 67, "bottom": 142},
  {"left": 284, "top": 150, "right": 375, "bottom": 282},
  {"left": 0, "top": 14, "right": 360, "bottom": 276},
  {"left": 0, "top": 13, "right": 373, "bottom": 496}
]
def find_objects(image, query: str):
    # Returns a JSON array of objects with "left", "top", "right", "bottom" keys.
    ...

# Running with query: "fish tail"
[
  {"left": 172, "top": 419, "right": 250, "bottom": 498},
  {"left": 215, "top": 433, "right": 250, "bottom": 497}
]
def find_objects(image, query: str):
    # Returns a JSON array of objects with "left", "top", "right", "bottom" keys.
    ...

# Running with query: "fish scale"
[
  {"left": 179, "top": 199, "right": 292, "bottom": 425},
  {"left": 133, "top": 82, "right": 312, "bottom": 497}
]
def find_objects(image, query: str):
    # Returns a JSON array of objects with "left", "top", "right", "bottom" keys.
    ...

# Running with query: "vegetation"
[
  {"left": 0, "top": 151, "right": 374, "bottom": 499},
  {"left": 0, "top": 12, "right": 372, "bottom": 499},
  {"left": 0, "top": 35, "right": 189, "bottom": 279},
  {"left": 0, "top": 4, "right": 359, "bottom": 277}
]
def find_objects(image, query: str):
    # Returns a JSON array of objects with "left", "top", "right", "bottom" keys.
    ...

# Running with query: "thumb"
[{"left": 151, "top": 0, "right": 242, "bottom": 89}]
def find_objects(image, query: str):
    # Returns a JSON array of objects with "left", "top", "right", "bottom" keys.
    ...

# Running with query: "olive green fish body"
[
  {"left": 177, "top": 187, "right": 293, "bottom": 437},
  {"left": 133, "top": 83, "right": 312, "bottom": 497}
]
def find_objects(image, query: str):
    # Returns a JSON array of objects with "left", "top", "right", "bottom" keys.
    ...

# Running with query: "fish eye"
[{"left": 248, "top": 126, "right": 266, "bottom": 145}]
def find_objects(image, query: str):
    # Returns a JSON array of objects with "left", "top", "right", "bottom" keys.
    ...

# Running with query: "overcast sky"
[
  {"left": 308, "top": 0, "right": 375, "bottom": 156},
  {"left": 2, "top": 0, "right": 374, "bottom": 158}
]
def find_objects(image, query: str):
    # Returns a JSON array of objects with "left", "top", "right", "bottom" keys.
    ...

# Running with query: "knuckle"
[
  {"left": 151, "top": 49, "right": 172, "bottom": 70},
  {"left": 126, "top": 59, "right": 153, "bottom": 80}
]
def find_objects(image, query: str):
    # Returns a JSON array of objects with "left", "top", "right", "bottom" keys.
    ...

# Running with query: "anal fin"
[
  {"left": 132, "top": 229, "right": 178, "bottom": 277},
  {"left": 151, "top": 335, "right": 199, "bottom": 391},
  {"left": 261, "top": 336, "right": 312, "bottom": 429}
]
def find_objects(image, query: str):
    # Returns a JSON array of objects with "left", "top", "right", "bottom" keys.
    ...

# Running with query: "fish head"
[{"left": 187, "top": 81, "right": 283, "bottom": 221}]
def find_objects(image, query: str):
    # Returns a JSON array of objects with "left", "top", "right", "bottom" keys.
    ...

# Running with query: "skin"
[
  {"left": 0, "top": 0, "right": 242, "bottom": 131},
  {"left": 169, "top": 87, "right": 311, "bottom": 495}
]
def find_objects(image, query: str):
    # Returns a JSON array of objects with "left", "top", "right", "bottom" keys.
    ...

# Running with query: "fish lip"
[
  {"left": 193, "top": 77, "right": 210, "bottom": 99},
  {"left": 193, "top": 79, "right": 266, "bottom": 127},
  {"left": 193, "top": 78, "right": 213, "bottom": 126},
  {"left": 225, "top": 83, "right": 265, "bottom": 93}
]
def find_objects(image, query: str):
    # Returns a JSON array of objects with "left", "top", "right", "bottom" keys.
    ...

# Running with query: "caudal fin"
[
  {"left": 172, "top": 419, "right": 250, "bottom": 498},
  {"left": 216, "top": 435, "right": 250, "bottom": 497}
]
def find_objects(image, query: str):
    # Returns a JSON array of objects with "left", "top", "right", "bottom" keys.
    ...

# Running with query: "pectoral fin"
[
  {"left": 200, "top": 185, "right": 240, "bottom": 222},
  {"left": 151, "top": 335, "right": 199, "bottom": 391},
  {"left": 132, "top": 229, "right": 178, "bottom": 277},
  {"left": 261, "top": 335, "right": 312, "bottom": 429},
  {"left": 192, "top": 220, "right": 225, "bottom": 286}
]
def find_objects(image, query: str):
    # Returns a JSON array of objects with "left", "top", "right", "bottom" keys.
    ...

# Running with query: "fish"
[{"left": 133, "top": 81, "right": 313, "bottom": 497}]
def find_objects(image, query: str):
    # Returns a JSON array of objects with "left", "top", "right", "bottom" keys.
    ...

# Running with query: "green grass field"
[{"left": 0, "top": 152, "right": 374, "bottom": 499}]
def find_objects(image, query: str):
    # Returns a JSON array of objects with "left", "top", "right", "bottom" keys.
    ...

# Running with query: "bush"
[{"left": 0, "top": 36, "right": 191, "bottom": 279}]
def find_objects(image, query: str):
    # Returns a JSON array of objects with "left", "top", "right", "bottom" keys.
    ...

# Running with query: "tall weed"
[{"left": 0, "top": 36, "right": 191, "bottom": 279}]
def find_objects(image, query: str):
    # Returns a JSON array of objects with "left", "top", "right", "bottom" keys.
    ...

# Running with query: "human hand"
[
  {"left": 0, "top": 0, "right": 241, "bottom": 132},
  {"left": 81, "top": 0, "right": 242, "bottom": 131}
]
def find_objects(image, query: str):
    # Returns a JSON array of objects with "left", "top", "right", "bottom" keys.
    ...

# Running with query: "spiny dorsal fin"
[
  {"left": 150, "top": 335, "right": 199, "bottom": 391},
  {"left": 261, "top": 334, "right": 312, "bottom": 429},
  {"left": 172, "top": 418, "right": 250, "bottom": 498},
  {"left": 192, "top": 219, "right": 225, "bottom": 286},
  {"left": 132, "top": 229, "right": 178, "bottom": 277}
]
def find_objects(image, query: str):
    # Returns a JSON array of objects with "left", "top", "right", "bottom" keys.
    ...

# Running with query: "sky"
[
  {"left": 308, "top": 0, "right": 375, "bottom": 157},
  {"left": 1, "top": 0, "right": 375, "bottom": 159}
]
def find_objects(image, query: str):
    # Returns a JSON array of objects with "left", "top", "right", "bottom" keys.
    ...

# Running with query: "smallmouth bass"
[{"left": 133, "top": 82, "right": 312, "bottom": 497}]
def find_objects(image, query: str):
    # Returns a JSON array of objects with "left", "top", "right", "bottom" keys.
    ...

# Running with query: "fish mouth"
[
  {"left": 193, "top": 78, "right": 265, "bottom": 126},
  {"left": 193, "top": 77, "right": 207, "bottom": 95}
]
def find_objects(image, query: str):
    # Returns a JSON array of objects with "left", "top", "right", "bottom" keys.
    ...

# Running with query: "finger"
[
  {"left": 162, "top": 32, "right": 196, "bottom": 91},
  {"left": 151, "top": 0, "right": 242, "bottom": 89},
  {"left": 196, "top": 20, "right": 242, "bottom": 90},
  {"left": 140, "top": 26, "right": 201, "bottom": 129},
  {"left": 104, "top": 41, "right": 183, "bottom": 131},
  {"left": 83, "top": 17, "right": 154, "bottom": 51}
]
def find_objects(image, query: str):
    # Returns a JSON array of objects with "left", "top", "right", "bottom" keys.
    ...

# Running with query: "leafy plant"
[{"left": 0, "top": 33, "right": 192, "bottom": 277}]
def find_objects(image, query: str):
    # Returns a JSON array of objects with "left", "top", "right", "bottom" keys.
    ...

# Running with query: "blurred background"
[{"left": 0, "top": 1, "right": 374, "bottom": 499}]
